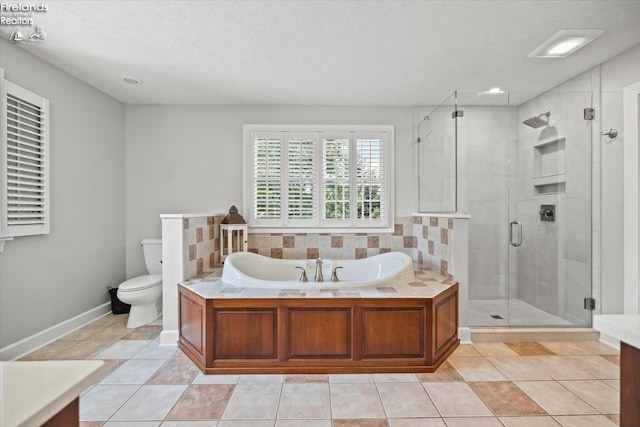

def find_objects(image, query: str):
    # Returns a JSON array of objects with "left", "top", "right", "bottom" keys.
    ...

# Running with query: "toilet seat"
[{"left": 118, "top": 275, "right": 162, "bottom": 292}]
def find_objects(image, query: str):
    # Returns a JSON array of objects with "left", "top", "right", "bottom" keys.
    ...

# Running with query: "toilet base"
[{"left": 126, "top": 300, "right": 161, "bottom": 329}]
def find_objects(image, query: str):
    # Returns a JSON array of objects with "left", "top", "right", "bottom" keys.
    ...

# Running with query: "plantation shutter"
[
  {"left": 251, "top": 132, "right": 283, "bottom": 225},
  {"left": 0, "top": 76, "right": 50, "bottom": 238},
  {"left": 355, "top": 132, "right": 386, "bottom": 226},
  {"left": 286, "top": 132, "right": 318, "bottom": 226},
  {"left": 322, "top": 133, "right": 351, "bottom": 226}
]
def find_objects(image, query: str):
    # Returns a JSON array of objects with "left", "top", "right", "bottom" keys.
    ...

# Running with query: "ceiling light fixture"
[
  {"left": 528, "top": 29, "right": 604, "bottom": 58},
  {"left": 479, "top": 87, "right": 505, "bottom": 96},
  {"left": 120, "top": 75, "right": 143, "bottom": 85}
]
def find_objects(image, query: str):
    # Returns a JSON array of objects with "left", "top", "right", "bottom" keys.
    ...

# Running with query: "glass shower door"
[{"left": 507, "top": 90, "right": 593, "bottom": 327}]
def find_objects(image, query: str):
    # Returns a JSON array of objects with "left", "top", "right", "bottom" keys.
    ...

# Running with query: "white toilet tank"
[{"left": 142, "top": 238, "right": 162, "bottom": 275}]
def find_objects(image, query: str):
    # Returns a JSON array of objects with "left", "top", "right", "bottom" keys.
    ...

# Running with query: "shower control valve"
[{"left": 539, "top": 205, "right": 555, "bottom": 222}]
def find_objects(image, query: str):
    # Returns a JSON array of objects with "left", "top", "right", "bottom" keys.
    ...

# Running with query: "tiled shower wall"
[{"left": 182, "top": 215, "right": 224, "bottom": 279}]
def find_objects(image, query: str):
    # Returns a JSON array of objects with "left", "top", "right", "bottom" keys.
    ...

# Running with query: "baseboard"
[
  {"left": 598, "top": 332, "right": 621, "bottom": 350},
  {"left": 0, "top": 302, "right": 112, "bottom": 361},
  {"left": 160, "top": 330, "right": 178, "bottom": 346},
  {"left": 458, "top": 327, "right": 472, "bottom": 344}
]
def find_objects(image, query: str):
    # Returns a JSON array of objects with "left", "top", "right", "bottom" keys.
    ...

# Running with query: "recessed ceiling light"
[
  {"left": 528, "top": 30, "right": 604, "bottom": 58},
  {"left": 120, "top": 75, "right": 143, "bottom": 85},
  {"left": 479, "top": 87, "right": 505, "bottom": 95}
]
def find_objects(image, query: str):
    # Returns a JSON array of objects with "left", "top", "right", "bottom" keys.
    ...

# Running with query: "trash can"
[{"left": 107, "top": 286, "right": 131, "bottom": 314}]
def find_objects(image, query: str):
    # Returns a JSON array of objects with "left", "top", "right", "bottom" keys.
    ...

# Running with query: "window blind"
[{"left": 1, "top": 77, "right": 50, "bottom": 238}]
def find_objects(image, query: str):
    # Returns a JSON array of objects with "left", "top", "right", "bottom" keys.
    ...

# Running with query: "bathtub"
[{"left": 221, "top": 251, "right": 415, "bottom": 289}]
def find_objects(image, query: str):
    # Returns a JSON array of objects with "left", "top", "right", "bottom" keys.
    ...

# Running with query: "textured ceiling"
[{"left": 2, "top": 1, "right": 640, "bottom": 105}]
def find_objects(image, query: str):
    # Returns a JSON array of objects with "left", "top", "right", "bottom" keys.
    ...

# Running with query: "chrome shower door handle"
[{"left": 510, "top": 221, "right": 522, "bottom": 247}]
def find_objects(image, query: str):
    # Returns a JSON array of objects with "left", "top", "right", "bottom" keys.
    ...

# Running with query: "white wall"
[
  {"left": 125, "top": 105, "right": 414, "bottom": 277},
  {"left": 599, "top": 44, "right": 640, "bottom": 314},
  {"left": 0, "top": 39, "right": 126, "bottom": 348}
]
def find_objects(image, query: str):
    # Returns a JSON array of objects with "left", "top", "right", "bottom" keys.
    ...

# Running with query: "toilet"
[{"left": 117, "top": 238, "right": 163, "bottom": 328}]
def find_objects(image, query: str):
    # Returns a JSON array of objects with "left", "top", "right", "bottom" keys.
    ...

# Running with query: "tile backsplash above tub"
[{"left": 182, "top": 215, "right": 455, "bottom": 279}]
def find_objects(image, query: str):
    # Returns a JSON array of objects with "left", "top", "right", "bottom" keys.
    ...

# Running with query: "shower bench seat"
[{"left": 177, "top": 281, "right": 459, "bottom": 374}]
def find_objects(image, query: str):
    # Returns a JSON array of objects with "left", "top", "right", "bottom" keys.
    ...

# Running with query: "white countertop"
[
  {"left": 0, "top": 360, "right": 104, "bottom": 427},
  {"left": 593, "top": 314, "right": 640, "bottom": 349}
]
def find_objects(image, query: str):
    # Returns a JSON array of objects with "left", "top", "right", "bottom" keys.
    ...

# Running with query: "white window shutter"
[{"left": 0, "top": 76, "right": 50, "bottom": 238}]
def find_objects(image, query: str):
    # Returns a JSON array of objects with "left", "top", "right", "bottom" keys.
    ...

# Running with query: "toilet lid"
[{"left": 118, "top": 275, "right": 162, "bottom": 292}]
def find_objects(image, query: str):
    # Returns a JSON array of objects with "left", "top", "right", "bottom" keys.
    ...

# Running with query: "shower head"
[{"left": 523, "top": 112, "right": 550, "bottom": 129}]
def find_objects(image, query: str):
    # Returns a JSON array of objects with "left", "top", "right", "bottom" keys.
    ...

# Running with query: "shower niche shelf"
[{"left": 533, "top": 136, "right": 566, "bottom": 194}]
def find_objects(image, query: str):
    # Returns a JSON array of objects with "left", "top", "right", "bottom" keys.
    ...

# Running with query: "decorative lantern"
[{"left": 220, "top": 205, "right": 248, "bottom": 262}]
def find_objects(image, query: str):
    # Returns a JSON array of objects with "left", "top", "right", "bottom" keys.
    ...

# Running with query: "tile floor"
[{"left": 21, "top": 314, "right": 621, "bottom": 427}]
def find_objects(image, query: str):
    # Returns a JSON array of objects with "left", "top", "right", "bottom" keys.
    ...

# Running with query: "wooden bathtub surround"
[{"left": 178, "top": 283, "right": 459, "bottom": 374}]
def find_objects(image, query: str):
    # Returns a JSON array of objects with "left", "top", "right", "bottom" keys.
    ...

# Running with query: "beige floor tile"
[
  {"left": 329, "top": 374, "right": 374, "bottom": 383},
  {"left": 122, "top": 325, "right": 163, "bottom": 340},
  {"left": 376, "top": 382, "right": 439, "bottom": 418},
  {"left": 469, "top": 381, "right": 546, "bottom": 416},
  {"left": 332, "top": 420, "right": 389, "bottom": 427},
  {"left": 55, "top": 340, "right": 115, "bottom": 360},
  {"left": 442, "top": 418, "right": 503, "bottom": 427},
  {"left": 515, "top": 381, "right": 598, "bottom": 415},
  {"left": 21, "top": 340, "right": 79, "bottom": 360},
  {"left": 499, "top": 416, "right": 561, "bottom": 426},
  {"left": 575, "top": 342, "right": 619, "bottom": 355},
  {"left": 505, "top": 342, "right": 556, "bottom": 356},
  {"left": 93, "top": 340, "right": 151, "bottom": 360},
  {"left": 525, "top": 356, "right": 595, "bottom": 380},
  {"left": 423, "top": 382, "right": 492, "bottom": 417},
  {"left": 88, "top": 324, "right": 132, "bottom": 341},
  {"left": 447, "top": 357, "right": 507, "bottom": 381},
  {"left": 275, "top": 421, "right": 330, "bottom": 427},
  {"left": 599, "top": 355, "right": 620, "bottom": 366},
  {"left": 603, "top": 379, "right": 620, "bottom": 391},
  {"left": 90, "top": 315, "right": 123, "bottom": 328},
  {"left": 146, "top": 351, "right": 201, "bottom": 385},
  {"left": 132, "top": 339, "right": 179, "bottom": 360},
  {"left": 553, "top": 415, "right": 618, "bottom": 426},
  {"left": 61, "top": 324, "right": 108, "bottom": 341},
  {"left": 387, "top": 419, "right": 445, "bottom": 427},
  {"left": 222, "top": 383, "right": 282, "bottom": 420},
  {"left": 238, "top": 375, "right": 284, "bottom": 383},
  {"left": 487, "top": 356, "right": 552, "bottom": 381},
  {"left": 80, "top": 385, "right": 140, "bottom": 421},
  {"left": 605, "top": 414, "right": 620, "bottom": 425},
  {"left": 451, "top": 344, "right": 481, "bottom": 356},
  {"left": 277, "top": 383, "right": 330, "bottom": 419},
  {"left": 79, "top": 422, "right": 105, "bottom": 427},
  {"left": 192, "top": 373, "right": 240, "bottom": 384},
  {"left": 218, "top": 422, "right": 274, "bottom": 427},
  {"left": 472, "top": 342, "right": 519, "bottom": 356},
  {"left": 101, "top": 359, "right": 165, "bottom": 385},
  {"left": 330, "top": 383, "right": 386, "bottom": 419},
  {"left": 111, "top": 384, "right": 187, "bottom": 421},
  {"left": 161, "top": 421, "right": 217, "bottom": 427},
  {"left": 559, "top": 380, "right": 620, "bottom": 414},
  {"left": 285, "top": 374, "right": 329, "bottom": 383},
  {"left": 539, "top": 342, "right": 593, "bottom": 355},
  {"left": 166, "top": 384, "right": 234, "bottom": 420},
  {"left": 373, "top": 374, "right": 419, "bottom": 382},
  {"left": 563, "top": 355, "right": 619, "bottom": 379},
  {"left": 417, "top": 361, "right": 464, "bottom": 382}
]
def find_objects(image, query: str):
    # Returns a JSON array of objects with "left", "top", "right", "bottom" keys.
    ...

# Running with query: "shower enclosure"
[{"left": 417, "top": 89, "right": 593, "bottom": 327}]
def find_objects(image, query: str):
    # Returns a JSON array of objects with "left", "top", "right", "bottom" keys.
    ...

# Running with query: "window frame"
[{"left": 243, "top": 124, "right": 394, "bottom": 233}]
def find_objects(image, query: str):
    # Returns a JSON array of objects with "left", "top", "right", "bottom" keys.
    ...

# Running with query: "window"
[
  {"left": 0, "top": 70, "right": 50, "bottom": 238},
  {"left": 244, "top": 125, "right": 393, "bottom": 231}
]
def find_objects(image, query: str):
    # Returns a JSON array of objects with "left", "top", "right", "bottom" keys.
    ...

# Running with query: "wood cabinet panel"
[
  {"left": 288, "top": 308, "right": 351, "bottom": 358},
  {"left": 180, "top": 293, "right": 204, "bottom": 355},
  {"left": 435, "top": 294, "right": 457, "bottom": 351},
  {"left": 362, "top": 308, "right": 424, "bottom": 358},
  {"left": 215, "top": 309, "right": 277, "bottom": 359},
  {"left": 621, "top": 342, "right": 640, "bottom": 427}
]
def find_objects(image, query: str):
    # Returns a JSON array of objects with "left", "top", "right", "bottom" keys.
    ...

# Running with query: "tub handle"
[
  {"left": 331, "top": 266, "right": 343, "bottom": 282},
  {"left": 295, "top": 266, "right": 308, "bottom": 282}
]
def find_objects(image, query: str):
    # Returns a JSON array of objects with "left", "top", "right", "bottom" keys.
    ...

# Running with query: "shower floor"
[{"left": 469, "top": 298, "right": 572, "bottom": 327}]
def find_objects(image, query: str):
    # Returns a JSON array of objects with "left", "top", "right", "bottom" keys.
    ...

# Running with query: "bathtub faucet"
[
  {"left": 331, "top": 266, "right": 343, "bottom": 282},
  {"left": 315, "top": 258, "right": 324, "bottom": 282},
  {"left": 295, "top": 266, "right": 308, "bottom": 282}
]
